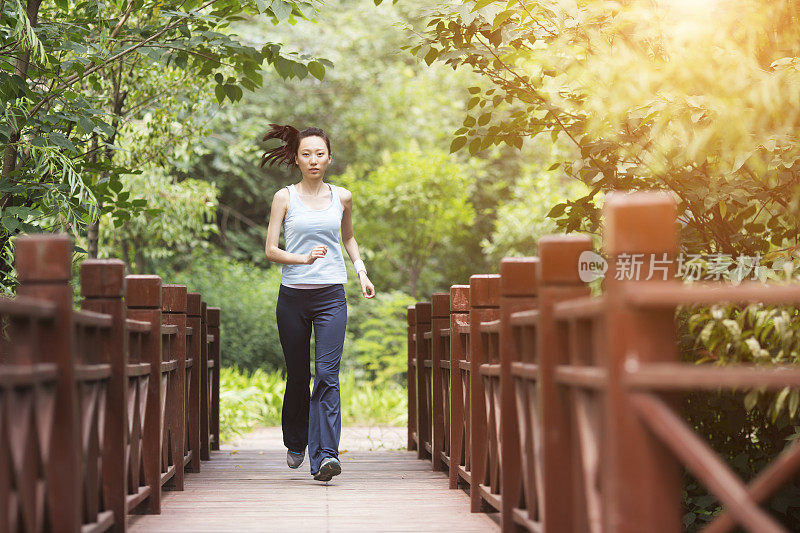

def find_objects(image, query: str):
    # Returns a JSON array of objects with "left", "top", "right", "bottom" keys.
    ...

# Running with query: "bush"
[
  {"left": 220, "top": 366, "right": 407, "bottom": 442},
  {"left": 160, "top": 250, "right": 284, "bottom": 371},
  {"left": 344, "top": 287, "right": 416, "bottom": 386}
]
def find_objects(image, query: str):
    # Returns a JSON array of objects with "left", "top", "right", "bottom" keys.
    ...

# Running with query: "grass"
[{"left": 220, "top": 366, "right": 407, "bottom": 443}]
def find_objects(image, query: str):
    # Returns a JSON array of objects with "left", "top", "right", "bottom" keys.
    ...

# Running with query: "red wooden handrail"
[
  {"left": 0, "top": 235, "right": 222, "bottom": 533},
  {"left": 410, "top": 190, "right": 800, "bottom": 532}
]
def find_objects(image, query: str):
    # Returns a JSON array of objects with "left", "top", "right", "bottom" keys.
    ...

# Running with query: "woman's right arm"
[{"left": 265, "top": 188, "right": 327, "bottom": 265}]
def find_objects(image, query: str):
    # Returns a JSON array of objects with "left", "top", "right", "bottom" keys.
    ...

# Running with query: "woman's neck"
[{"left": 297, "top": 177, "right": 326, "bottom": 196}]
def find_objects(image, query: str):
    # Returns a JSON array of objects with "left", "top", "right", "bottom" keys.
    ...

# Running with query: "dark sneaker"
[
  {"left": 287, "top": 449, "right": 305, "bottom": 469},
  {"left": 313, "top": 457, "right": 341, "bottom": 482}
]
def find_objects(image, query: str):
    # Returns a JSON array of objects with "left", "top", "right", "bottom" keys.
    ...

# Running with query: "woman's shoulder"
[
  {"left": 273, "top": 186, "right": 291, "bottom": 201},
  {"left": 331, "top": 184, "right": 352, "bottom": 204}
]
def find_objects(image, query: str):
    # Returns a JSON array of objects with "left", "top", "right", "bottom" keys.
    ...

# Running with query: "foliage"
[
  {"left": 482, "top": 137, "right": 589, "bottom": 262},
  {"left": 680, "top": 391, "right": 800, "bottom": 530},
  {"left": 220, "top": 366, "right": 285, "bottom": 442},
  {"left": 219, "top": 366, "right": 407, "bottom": 442},
  {"left": 97, "top": 168, "right": 218, "bottom": 273},
  {"left": 345, "top": 288, "right": 416, "bottom": 386},
  {"left": 183, "top": 0, "right": 488, "bottom": 268},
  {"left": 159, "top": 250, "right": 284, "bottom": 371},
  {"left": 335, "top": 149, "right": 477, "bottom": 297},
  {"left": 0, "top": 0, "right": 332, "bottom": 289},
  {"left": 411, "top": 0, "right": 800, "bottom": 259}
]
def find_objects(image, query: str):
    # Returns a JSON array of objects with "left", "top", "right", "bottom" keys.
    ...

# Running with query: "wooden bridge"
[
  {"left": 4, "top": 191, "right": 800, "bottom": 532},
  {"left": 408, "top": 192, "right": 800, "bottom": 533}
]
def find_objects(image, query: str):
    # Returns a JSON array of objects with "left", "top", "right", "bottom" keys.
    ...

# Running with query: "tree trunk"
[
  {"left": 409, "top": 269, "right": 420, "bottom": 300},
  {"left": 1, "top": 0, "right": 43, "bottom": 181},
  {"left": 134, "top": 247, "right": 145, "bottom": 275},
  {"left": 87, "top": 208, "right": 100, "bottom": 257}
]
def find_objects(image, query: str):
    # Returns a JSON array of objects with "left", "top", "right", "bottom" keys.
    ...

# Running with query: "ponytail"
[
  {"left": 261, "top": 123, "right": 300, "bottom": 168},
  {"left": 260, "top": 124, "right": 332, "bottom": 168}
]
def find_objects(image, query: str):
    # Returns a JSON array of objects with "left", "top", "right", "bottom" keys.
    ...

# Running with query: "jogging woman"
[{"left": 263, "top": 124, "right": 375, "bottom": 482}]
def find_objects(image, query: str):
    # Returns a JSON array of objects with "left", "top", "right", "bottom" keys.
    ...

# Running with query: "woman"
[{"left": 263, "top": 124, "right": 375, "bottom": 483}]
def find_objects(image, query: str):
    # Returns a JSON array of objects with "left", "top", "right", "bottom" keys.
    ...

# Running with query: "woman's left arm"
[{"left": 340, "top": 188, "right": 375, "bottom": 299}]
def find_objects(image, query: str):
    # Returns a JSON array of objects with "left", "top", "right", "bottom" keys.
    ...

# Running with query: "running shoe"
[
  {"left": 313, "top": 457, "right": 341, "bottom": 482},
  {"left": 287, "top": 449, "right": 305, "bottom": 469}
]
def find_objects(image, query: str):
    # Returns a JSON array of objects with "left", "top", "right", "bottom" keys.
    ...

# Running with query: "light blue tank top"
[{"left": 281, "top": 183, "right": 347, "bottom": 285}]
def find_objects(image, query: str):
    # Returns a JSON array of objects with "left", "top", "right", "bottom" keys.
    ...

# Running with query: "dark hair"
[{"left": 260, "top": 124, "right": 331, "bottom": 168}]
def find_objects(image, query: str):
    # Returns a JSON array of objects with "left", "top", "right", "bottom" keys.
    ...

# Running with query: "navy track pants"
[{"left": 276, "top": 284, "right": 347, "bottom": 475}]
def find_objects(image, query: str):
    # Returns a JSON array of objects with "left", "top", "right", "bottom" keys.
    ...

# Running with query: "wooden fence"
[
  {"left": 408, "top": 191, "right": 800, "bottom": 532},
  {"left": 0, "top": 234, "right": 221, "bottom": 533}
]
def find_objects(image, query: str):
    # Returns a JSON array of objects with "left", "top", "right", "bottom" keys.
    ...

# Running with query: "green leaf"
[
  {"left": 292, "top": 62, "right": 308, "bottom": 79},
  {"left": 1, "top": 216, "right": 19, "bottom": 232},
  {"left": 547, "top": 203, "right": 567, "bottom": 218},
  {"left": 308, "top": 61, "right": 325, "bottom": 80},
  {"left": 271, "top": 0, "right": 292, "bottom": 22},
  {"left": 450, "top": 136, "right": 467, "bottom": 153},
  {"left": 492, "top": 10, "right": 516, "bottom": 31},
  {"left": 424, "top": 47, "right": 438, "bottom": 66},
  {"left": 274, "top": 56, "right": 292, "bottom": 78},
  {"left": 79, "top": 117, "right": 94, "bottom": 134},
  {"left": 223, "top": 84, "right": 238, "bottom": 102},
  {"left": 215, "top": 84, "right": 225, "bottom": 104},
  {"left": 471, "top": 0, "right": 495, "bottom": 12},
  {"left": 468, "top": 138, "right": 482, "bottom": 155},
  {"left": 48, "top": 132, "right": 76, "bottom": 151}
]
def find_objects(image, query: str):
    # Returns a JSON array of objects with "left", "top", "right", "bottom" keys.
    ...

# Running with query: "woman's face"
[{"left": 295, "top": 136, "right": 332, "bottom": 179}]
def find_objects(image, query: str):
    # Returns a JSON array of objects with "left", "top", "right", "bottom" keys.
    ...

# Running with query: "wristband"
[{"left": 353, "top": 259, "right": 366, "bottom": 276}]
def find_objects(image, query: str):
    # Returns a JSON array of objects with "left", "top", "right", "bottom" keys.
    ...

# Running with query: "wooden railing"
[
  {"left": 408, "top": 191, "right": 800, "bottom": 532},
  {"left": 1, "top": 234, "right": 221, "bottom": 533}
]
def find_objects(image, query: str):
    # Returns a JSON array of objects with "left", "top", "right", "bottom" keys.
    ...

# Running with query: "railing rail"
[
  {"left": 408, "top": 191, "right": 800, "bottom": 532},
  {"left": 1, "top": 235, "right": 222, "bottom": 533}
]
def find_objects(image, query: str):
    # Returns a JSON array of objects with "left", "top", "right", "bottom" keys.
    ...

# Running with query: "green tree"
[
  {"left": 0, "top": 0, "right": 330, "bottom": 288},
  {"left": 483, "top": 153, "right": 589, "bottom": 263},
  {"left": 345, "top": 289, "right": 416, "bottom": 386},
  {"left": 97, "top": 168, "right": 218, "bottom": 273},
  {"left": 183, "top": 0, "right": 484, "bottom": 266},
  {"left": 411, "top": 0, "right": 800, "bottom": 258},
  {"left": 335, "top": 148, "right": 476, "bottom": 298}
]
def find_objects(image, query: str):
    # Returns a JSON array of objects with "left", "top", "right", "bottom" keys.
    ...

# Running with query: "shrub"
[
  {"left": 160, "top": 250, "right": 284, "bottom": 371},
  {"left": 219, "top": 366, "right": 407, "bottom": 442}
]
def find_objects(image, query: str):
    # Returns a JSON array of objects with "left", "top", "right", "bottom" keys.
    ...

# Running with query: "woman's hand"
[
  {"left": 306, "top": 245, "right": 328, "bottom": 264},
  {"left": 358, "top": 271, "right": 375, "bottom": 299}
]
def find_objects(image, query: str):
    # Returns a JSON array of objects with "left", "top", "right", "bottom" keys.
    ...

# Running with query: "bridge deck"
[{"left": 127, "top": 427, "right": 499, "bottom": 532}]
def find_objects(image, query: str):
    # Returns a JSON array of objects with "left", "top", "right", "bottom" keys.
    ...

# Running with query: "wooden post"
[
  {"left": 81, "top": 259, "right": 128, "bottom": 532},
  {"left": 125, "top": 275, "right": 162, "bottom": 514},
  {"left": 207, "top": 307, "right": 221, "bottom": 451},
  {"left": 602, "top": 192, "right": 681, "bottom": 532},
  {"left": 199, "top": 301, "right": 210, "bottom": 461},
  {"left": 498, "top": 257, "right": 539, "bottom": 533},
  {"left": 415, "top": 301, "right": 432, "bottom": 460},
  {"left": 407, "top": 305, "right": 417, "bottom": 451},
  {"left": 470, "top": 274, "right": 500, "bottom": 513},
  {"left": 449, "top": 285, "right": 470, "bottom": 490},
  {"left": 186, "top": 293, "right": 202, "bottom": 472},
  {"left": 162, "top": 285, "right": 187, "bottom": 490},
  {"left": 16, "top": 235, "right": 81, "bottom": 532},
  {"left": 537, "top": 235, "right": 592, "bottom": 533},
  {"left": 431, "top": 292, "right": 450, "bottom": 472}
]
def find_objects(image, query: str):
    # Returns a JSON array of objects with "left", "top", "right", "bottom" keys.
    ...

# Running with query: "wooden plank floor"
[{"left": 127, "top": 439, "right": 500, "bottom": 531}]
